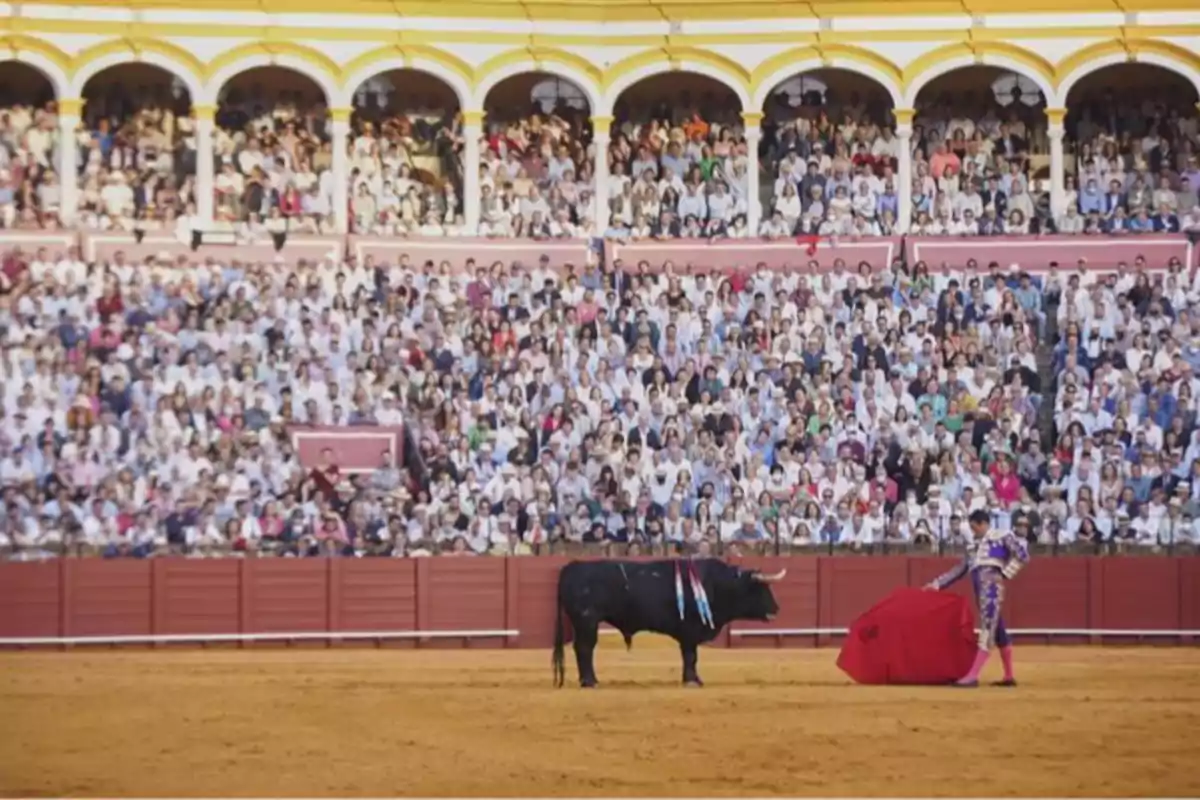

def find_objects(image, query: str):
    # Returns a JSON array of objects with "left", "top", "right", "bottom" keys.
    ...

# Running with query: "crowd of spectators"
[
  {"left": 73, "top": 80, "right": 193, "bottom": 234},
  {"left": 0, "top": 98, "right": 62, "bottom": 230},
  {"left": 0, "top": 80, "right": 194, "bottom": 233},
  {"left": 209, "top": 82, "right": 332, "bottom": 237},
  {"left": 600, "top": 89, "right": 751, "bottom": 240},
  {"left": 759, "top": 87, "right": 904, "bottom": 238},
  {"left": 4, "top": 71, "right": 1198, "bottom": 240},
  {"left": 904, "top": 90, "right": 1054, "bottom": 236},
  {"left": 477, "top": 94, "right": 594, "bottom": 239},
  {"left": 347, "top": 82, "right": 464, "bottom": 237},
  {"left": 1064, "top": 84, "right": 1200, "bottom": 235},
  {"left": 2, "top": 236, "right": 1200, "bottom": 560}
]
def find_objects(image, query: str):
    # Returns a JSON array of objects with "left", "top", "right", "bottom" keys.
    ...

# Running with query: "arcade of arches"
[{"left": 0, "top": 54, "right": 1197, "bottom": 237}]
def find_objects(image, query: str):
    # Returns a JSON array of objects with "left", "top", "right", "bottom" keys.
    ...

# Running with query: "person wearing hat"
[{"left": 925, "top": 508, "right": 1030, "bottom": 687}]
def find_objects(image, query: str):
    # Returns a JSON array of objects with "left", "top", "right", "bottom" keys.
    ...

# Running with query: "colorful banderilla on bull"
[{"left": 674, "top": 560, "right": 714, "bottom": 628}]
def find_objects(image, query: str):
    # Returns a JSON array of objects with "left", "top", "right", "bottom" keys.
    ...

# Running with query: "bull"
[{"left": 551, "top": 558, "right": 786, "bottom": 687}]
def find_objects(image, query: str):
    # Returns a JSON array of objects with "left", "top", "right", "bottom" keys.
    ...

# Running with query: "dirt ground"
[{"left": 1, "top": 637, "right": 1198, "bottom": 798}]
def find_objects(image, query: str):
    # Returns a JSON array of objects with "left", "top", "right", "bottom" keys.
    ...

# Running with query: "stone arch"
[
  {"left": 1055, "top": 40, "right": 1200, "bottom": 106},
  {"left": 202, "top": 42, "right": 339, "bottom": 106},
  {"left": 69, "top": 38, "right": 204, "bottom": 101},
  {"left": 474, "top": 49, "right": 603, "bottom": 114},
  {"left": 751, "top": 46, "right": 904, "bottom": 110},
  {"left": 0, "top": 36, "right": 70, "bottom": 99},
  {"left": 602, "top": 48, "right": 750, "bottom": 112},
  {"left": 902, "top": 43, "right": 1055, "bottom": 108},
  {"left": 338, "top": 45, "right": 472, "bottom": 110}
]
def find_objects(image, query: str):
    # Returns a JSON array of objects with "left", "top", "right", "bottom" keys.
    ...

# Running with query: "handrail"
[{"left": 0, "top": 629, "right": 520, "bottom": 646}]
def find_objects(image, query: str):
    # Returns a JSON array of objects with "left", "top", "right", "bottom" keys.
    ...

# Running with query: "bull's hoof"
[
  {"left": 580, "top": 679, "right": 598, "bottom": 689},
  {"left": 683, "top": 678, "right": 704, "bottom": 688}
]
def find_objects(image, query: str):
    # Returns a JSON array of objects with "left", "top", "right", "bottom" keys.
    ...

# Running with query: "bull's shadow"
[{"left": 552, "top": 558, "right": 786, "bottom": 688}]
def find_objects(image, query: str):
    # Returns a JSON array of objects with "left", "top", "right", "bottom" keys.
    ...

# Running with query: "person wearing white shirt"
[
  {"left": 851, "top": 182, "right": 878, "bottom": 220},
  {"left": 949, "top": 210, "right": 980, "bottom": 236},
  {"left": 954, "top": 186, "right": 984, "bottom": 221},
  {"left": 707, "top": 183, "right": 733, "bottom": 222},
  {"left": 677, "top": 185, "right": 707, "bottom": 221}
]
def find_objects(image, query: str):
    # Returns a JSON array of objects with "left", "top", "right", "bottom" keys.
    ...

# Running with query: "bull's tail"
[{"left": 552, "top": 582, "right": 567, "bottom": 688}]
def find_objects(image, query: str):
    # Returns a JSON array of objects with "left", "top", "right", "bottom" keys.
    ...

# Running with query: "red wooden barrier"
[
  {"left": 728, "top": 556, "right": 819, "bottom": 648},
  {"left": 0, "top": 557, "right": 1196, "bottom": 648},
  {"left": 904, "top": 235, "right": 1192, "bottom": 271},
  {"left": 605, "top": 238, "right": 900, "bottom": 272}
]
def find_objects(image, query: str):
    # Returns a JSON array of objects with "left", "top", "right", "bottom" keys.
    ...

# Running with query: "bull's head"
[{"left": 732, "top": 568, "right": 786, "bottom": 622}]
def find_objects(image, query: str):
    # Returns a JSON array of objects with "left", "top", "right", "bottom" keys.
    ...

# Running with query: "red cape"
[{"left": 837, "top": 588, "right": 977, "bottom": 685}]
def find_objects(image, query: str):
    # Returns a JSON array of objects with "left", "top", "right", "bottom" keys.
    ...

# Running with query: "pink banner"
[
  {"left": 0, "top": 231, "right": 79, "bottom": 258},
  {"left": 605, "top": 237, "right": 900, "bottom": 272},
  {"left": 289, "top": 425, "right": 407, "bottom": 474},
  {"left": 348, "top": 237, "right": 595, "bottom": 270},
  {"left": 80, "top": 233, "right": 344, "bottom": 265},
  {"left": 905, "top": 235, "right": 1194, "bottom": 272}
]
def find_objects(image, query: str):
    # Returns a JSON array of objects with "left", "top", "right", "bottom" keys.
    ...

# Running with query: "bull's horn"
[{"left": 754, "top": 569, "right": 788, "bottom": 583}]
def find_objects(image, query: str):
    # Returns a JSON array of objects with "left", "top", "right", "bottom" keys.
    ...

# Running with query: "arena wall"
[{"left": 1, "top": 557, "right": 1196, "bottom": 649}]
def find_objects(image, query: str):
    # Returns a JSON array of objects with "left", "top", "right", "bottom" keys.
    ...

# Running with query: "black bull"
[{"left": 552, "top": 558, "right": 786, "bottom": 687}]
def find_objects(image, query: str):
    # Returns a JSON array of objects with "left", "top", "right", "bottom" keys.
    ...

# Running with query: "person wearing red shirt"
[
  {"left": 308, "top": 448, "right": 341, "bottom": 503},
  {"left": 0, "top": 248, "right": 29, "bottom": 296},
  {"left": 96, "top": 286, "right": 124, "bottom": 323}
]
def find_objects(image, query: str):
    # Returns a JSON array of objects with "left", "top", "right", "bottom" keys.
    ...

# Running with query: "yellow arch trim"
[
  {"left": 0, "top": 35, "right": 70, "bottom": 73},
  {"left": 203, "top": 41, "right": 340, "bottom": 84},
  {"left": 752, "top": 45, "right": 821, "bottom": 88},
  {"left": 602, "top": 45, "right": 750, "bottom": 94},
  {"left": 751, "top": 44, "right": 902, "bottom": 91},
  {"left": 473, "top": 46, "right": 602, "bottom": 91},
  {"left": 1055, "top": 39, "right": 1131, "bottom": 85},
  {"left": 901, "top": 41, "right": 1054, "bottom": 91},
  {"left": 1055, "top": 38, "right": 1200, "bottom": 92},
  {"left": 1125, "top": 39, "right": 1200, "bottom": 71},
  {"left": 341, "top": 43, "right": 472, "bottom": 89},
  {"left": 70, "top": 36, "right": 205, "bottom": 83}
]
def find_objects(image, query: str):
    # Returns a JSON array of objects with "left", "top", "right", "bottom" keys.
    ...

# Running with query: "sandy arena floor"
[{"left": 1, "top": 638, "right": 1198, "bottom": 797}]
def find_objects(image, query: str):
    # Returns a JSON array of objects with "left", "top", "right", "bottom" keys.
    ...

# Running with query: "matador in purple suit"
[{"left": 926, "top": 508, "right": 1030, "bottom": 687}]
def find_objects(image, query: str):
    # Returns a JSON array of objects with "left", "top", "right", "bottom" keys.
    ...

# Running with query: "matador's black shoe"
[
  {"left": 951, "top": 679, "right": 979, "bottom": 688},
  {"left": 991, "top": 678, "right": 1018, "bottom": 687}
]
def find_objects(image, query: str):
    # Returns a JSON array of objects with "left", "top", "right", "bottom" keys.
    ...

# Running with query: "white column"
[
  {"left": 194, "top": 104, "right": 215, "bottom": 227},
  {"left": 1046, "top": 108, "right": 1067, "bottom": 219},
  {"left": 742, "top": 112, "right": 762, "bottom": 235},
  {"left": 894, "top": 109, "right": 914, "bottom": 234},
  {"left": 330, "top": 108, "right": 351, "bottom": 234},
  {"left": 463, "top": 110, "right": 484, "bottom": 235},
  {"left": 591, "top": 115, "right": 612, "bottom": 234},
  {"left": 57, "top": 98, "right": 81, "bottom": 226}
]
